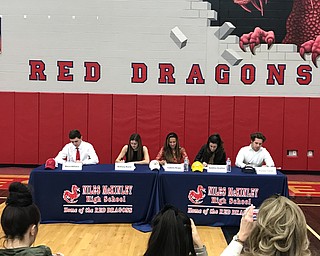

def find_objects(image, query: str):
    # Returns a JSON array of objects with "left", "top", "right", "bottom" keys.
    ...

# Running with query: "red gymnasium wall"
[{"left": 0, "top": 91, "right": 319, "bottom": 171}]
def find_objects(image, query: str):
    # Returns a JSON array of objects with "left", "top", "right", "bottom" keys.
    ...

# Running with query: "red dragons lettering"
[
  {"left": 63, "top": 185, "right": 80, "bottom": 203},
  {"left": 188, "top": 185, "right": 206, "bottom": 204}
]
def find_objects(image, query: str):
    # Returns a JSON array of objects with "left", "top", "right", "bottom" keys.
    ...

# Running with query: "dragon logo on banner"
[
  {"left": 188, "top": 185, "right": 206, "bottom": 204},
  {"left": 63, "top": 185, "right": 81, "bottom": 204}
]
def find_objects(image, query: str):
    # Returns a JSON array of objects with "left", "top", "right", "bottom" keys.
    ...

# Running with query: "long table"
[
  {"left": 29, "top": 165, "right": 288, "bottom": 227},
  {"left": 28, "top": 164, "right": 158, "bottom": 224},
  {"left": 158, "top": 167, "right": 288, "bottom": 226}
]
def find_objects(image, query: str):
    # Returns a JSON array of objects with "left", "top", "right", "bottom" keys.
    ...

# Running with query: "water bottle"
[
  {"left": 226, "top": 157, "right": 231, "bottom": 172},
  {"left": 184, "top": 157, "right": 189, "bottom": 172}
]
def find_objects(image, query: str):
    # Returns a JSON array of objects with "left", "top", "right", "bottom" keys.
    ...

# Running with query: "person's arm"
[
  {"left": 156, "top": 147, "right": 166, "bottom": 165},
  {"left": 133, "top": 146, "right": 150, "bottom": 164},
  {"left": 54, "top": 144, "right": 69, "bottom": 164},
  {"left": 194, "top": 146, "right": 205, "bottom": 163},
  {"left": 235, "top": 147, "right": 246, "bottom": 168},
  {"left": 115, "top": 145, "right": 128, "bottom": 163},
  {"left": 195, "top": 246, "right": 208, "bottom": 256},
  {"left": 83, "top": 143, "right": 99, "bottom": 165},
  {"left": 216, "top": 150, "right": 227, "bottom": 165},
  {"left": 181, "top": 147, "right": 189, "bottom": 162},
  {"left": 190, "top": 219, "right": 208, "bottom": 256},
  {"left": 219, "top": 240, "right": 243, "bottom": 256},
  {"left": 220, "top": 206, "right": 256, "bottom": 256},
  {"left": 237, "top": 206, "right": 256, "bottom": 242},
  {"left": 263, "top": 149, "right": 275, "bottom": 167}
]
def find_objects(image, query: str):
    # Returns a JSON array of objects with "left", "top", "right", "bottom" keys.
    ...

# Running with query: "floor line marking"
[
  {"left": 289, "top": 181, "right": 320, "bottom": 184},
  {"left": 297, "top": 204, "right": 320, "bottom": 207},
  {"left": 0, "top": 175, "right": 29, "bottom": 178},
  {"left": 307, "top": 224, "right": 320, "bottom": 241}
]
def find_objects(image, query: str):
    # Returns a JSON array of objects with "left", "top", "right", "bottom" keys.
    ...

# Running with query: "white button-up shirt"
[
  {"left": 235, "top": 145, "right": 274, "bottom": 168},
  {"left": 55, "top": 140, "right": 99, "bottom": 165}
]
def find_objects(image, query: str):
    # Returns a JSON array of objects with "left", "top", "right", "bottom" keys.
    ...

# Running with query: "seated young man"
[{"left": 55, "top": 129, "right": 99, "bottom": 165}]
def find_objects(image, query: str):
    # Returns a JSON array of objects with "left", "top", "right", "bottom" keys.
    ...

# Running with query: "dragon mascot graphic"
[
  {"left": 188, "top": 185, "right": 206, "bottom": 204},
  {"left": 234, "top": 0, "right": 320, "bottom": 66},
  {"left": 63, "top": 185, "right": 80, "bottom": 203}
]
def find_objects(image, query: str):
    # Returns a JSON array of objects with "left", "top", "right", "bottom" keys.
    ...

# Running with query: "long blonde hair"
[{"left": 243, "top": 195, "right": 311, "bottom": 256}]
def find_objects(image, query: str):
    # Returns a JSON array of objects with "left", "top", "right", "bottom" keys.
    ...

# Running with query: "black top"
[
  {"left": 125, "top": 150, "right": 144, "bottom": 162},
  {"left": 194, "top": 145, "right": 226, "bottom": 165}
]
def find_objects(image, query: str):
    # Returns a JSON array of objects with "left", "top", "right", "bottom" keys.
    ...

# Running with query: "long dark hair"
[
  {"left": 1, "top": 182, "right": 40, "bottom": 241},
  {"left": 203, "top": 133, "right": 224, "bottom": 159},
  {"left": 144, "top": 205, "right": 196, "bottom": 256},
  {"left": 164, "top": 132, "right": 181, "bottom": 163},
  {"left": 126, "top": 133, "right": 144, "bottom": 162}
]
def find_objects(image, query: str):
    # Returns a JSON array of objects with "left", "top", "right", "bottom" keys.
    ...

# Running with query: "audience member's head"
[
  {"left": 1, "top": 182, "right": 40, "bottom": 247},
  {"left": 243, "top": 195, "right": 311, "bottom": 256},
  {"left": 144, "top": 205, "right": 196, "bottom": 256}
]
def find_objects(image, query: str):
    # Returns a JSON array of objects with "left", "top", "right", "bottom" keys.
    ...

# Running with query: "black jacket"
[{"left": 194, "top": 145, "right": 226, "bottom": 165}]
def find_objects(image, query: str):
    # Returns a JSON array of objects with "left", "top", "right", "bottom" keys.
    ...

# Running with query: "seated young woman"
[
  {"left": 194, "top": 133, "right": 226, "bottom": 166},
  {"left": 0, "top": 182, "right": 63, "bottom": 256},
  {"left": 115, "top": 133, "right": 150, "bottom": 164},
  {"left": 144, "top": 205, "right": 207, "bottom": 256},
  {"left": 156, "top": 132, "right": 188, "bottom": 165}
]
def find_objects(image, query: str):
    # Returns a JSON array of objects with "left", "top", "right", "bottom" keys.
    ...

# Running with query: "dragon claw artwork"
[
  {"left": 234, "top": 0, "right": 320, "bottom": 67},
  {"left": 234, "top": 0, "right": 269, "bottom": 15},
  {"left": 239, "top": 27, "right": 275, "bottom": 54}
]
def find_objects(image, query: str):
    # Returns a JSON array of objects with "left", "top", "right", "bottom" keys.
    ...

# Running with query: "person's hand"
[
  {"left": 203, "top": 162, "right": 208, "bottom": 167},
  {"left": 190, "top": 218, "right": 204, "bottom": 248},
  {"left": 238, "top": 205, "right": 256, "bottom": 242},
  {"left": 159, "top": 160, "right": 166, "bottom": 165}
]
